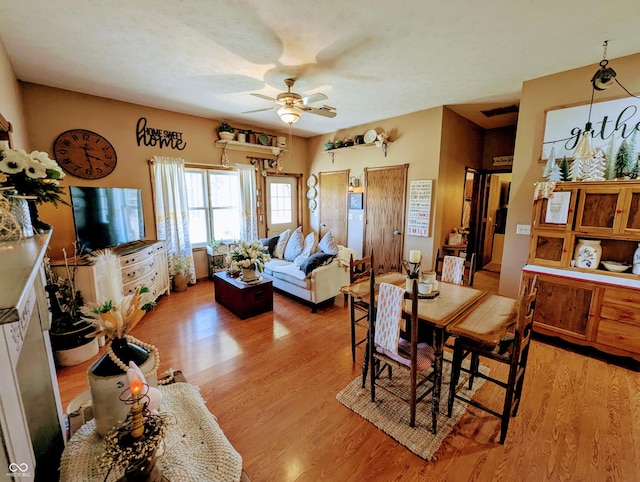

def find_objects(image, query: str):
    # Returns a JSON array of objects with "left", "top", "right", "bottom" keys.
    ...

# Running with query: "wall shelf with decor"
[
  {"left": 214, "top": 140, "right": 286, "bottom": 156},
  {"left": 324, "top": 141, "right": 390, "bottom": 163},
  {"left": 524, "top": 179, "right": 640, "bottom": 361}
]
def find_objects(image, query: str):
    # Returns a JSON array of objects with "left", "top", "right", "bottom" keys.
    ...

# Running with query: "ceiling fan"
[{"left": 243, "top": 78, "right": 337, "bottom": 125}]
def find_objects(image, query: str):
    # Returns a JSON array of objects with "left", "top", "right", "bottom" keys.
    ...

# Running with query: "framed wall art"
[{"left": 349, "top": 192, "right": 363, "bottom": 210}]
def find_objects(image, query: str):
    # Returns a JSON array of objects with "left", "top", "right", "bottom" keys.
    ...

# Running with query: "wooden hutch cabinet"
[{"left": 524, "top": 180, "right": 640, "bottom": 361}]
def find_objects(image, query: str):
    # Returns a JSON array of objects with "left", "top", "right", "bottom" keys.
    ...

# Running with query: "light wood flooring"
[{"left": 56, "top": 279, "right": 640, "bottom": 481}]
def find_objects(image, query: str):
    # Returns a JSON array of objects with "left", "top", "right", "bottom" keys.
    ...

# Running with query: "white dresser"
[{"left": 51, "top": 240, "right": 170, "bottom": 305}]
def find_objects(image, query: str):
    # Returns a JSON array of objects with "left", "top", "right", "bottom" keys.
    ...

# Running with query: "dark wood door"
[
  {"left": 364, "top": 164, "right": 408, "bottom": 273},
  {"left": 319, "top": 170, "right": 348, "bottom": 246}
]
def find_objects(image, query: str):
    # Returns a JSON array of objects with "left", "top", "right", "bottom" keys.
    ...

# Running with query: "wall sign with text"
[
  {"left": 542, "top": 96, "right": 640, "bottom": 162},
  {"left": 407, "top": 179, "right": 432, "bottom": 238},
  {"left": 136, "top": 117, "right": 187, "bottom": 150}
]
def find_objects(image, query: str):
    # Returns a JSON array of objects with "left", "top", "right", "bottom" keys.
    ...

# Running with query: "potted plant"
[
  {"left": 227, "top": 240, "right": 270, "bottom": 281},
  {"left": 44, "top": 253, "right": 99, "bottom": 367},
  {"left": 217, "top": 122, "right": 235, "bottom": 141},
  {"left": 169, "top": 253, "right": 191, "bottom": 292}
]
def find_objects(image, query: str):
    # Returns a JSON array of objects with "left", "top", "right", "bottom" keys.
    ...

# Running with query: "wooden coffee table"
[{"left": 213, "top": 271, "right": 273, "bottom": 319}]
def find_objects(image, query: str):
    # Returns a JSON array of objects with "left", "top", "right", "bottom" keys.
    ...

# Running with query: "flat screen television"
[{"left": 70, "top": 186, "right": 145, "bottom": 254}]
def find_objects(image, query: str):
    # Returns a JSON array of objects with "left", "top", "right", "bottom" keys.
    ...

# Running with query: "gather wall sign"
[
  {"left": 542, "top": 96, "right": 640, "bottom": 161},
  {"left": 136, "top": 117, "right": 186, "bottom": 150}
]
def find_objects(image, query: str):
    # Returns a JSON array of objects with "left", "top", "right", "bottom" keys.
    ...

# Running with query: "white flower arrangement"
[
  {"left": 227, "top": 240, "right": 270, "bottom": 272},
  {"left": 0, "top": 140, "right": 67, "bottom": 205}
]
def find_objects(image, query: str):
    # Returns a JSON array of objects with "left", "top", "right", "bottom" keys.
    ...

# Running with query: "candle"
[
  {"left": 409, "top": 250, "right": 421, "bottom": 263},
  {"left": 127, "top": 371, "right": 145, "bottom": 439}
]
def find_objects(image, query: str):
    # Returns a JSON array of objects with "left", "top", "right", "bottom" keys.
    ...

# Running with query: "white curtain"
[
  {"left": 150, "top": 156, "right": 196, "bottom": 284},
  {"left": 237, "top": 164, "right": 258, "bottom": 242}
]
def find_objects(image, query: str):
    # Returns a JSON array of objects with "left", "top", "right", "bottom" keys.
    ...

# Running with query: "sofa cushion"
[
  {"left": 318, "top": 229, "right": 339, "bottom": 255},
  {"left": 294, "top": 231, "right": 317, "bottom": 267},
  {"left": 260, "top": 235, "right": 279, "bottom": 257},
  {"left": 300, "top": 252, "right": 336, "bottom": 275},
  {"left": 284, "top": 226, "right": 304, "bottom": 261},
  {"left": 273, "top": 229, "right": 291, "bottom": 259}
]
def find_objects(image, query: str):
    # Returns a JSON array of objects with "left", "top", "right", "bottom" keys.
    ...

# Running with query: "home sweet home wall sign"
[
  {"left": 542, "top": 96, "right": 640, "bottom": 161},
  {"left": 136, "top": 117, "right": 186, "bottom": 150}
]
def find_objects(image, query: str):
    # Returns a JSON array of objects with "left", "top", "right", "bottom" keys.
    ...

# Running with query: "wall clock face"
[{"left": 53, "top": 129, "right": 117, "bottom": 179}]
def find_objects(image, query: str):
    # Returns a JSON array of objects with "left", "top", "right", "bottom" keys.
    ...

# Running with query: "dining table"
[{"left": 340, "top": 272, "right": 517, "bottom": 418}]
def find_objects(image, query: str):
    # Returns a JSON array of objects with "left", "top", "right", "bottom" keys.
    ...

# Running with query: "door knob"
[{"left": 393, "top": 230, "right": 402, "bottom": 235}]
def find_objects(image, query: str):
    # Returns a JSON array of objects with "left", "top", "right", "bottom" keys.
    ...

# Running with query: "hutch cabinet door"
[
  {"left": 574, "top": 186, "right": 626, "bottom": 234},
  {"left": 529, "top": 273, "right": 596, "bottom": 340},
  {"left": 532, "top": 185, "right": 577, "bottom": 232},
  {"left": 620, "top": 186, "right": 640, "bottom": 236},
  {"left": 529, "top": 231, "right": 572, "bottom": 267}
]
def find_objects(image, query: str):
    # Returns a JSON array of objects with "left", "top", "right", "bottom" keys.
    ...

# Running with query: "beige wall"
[
  {"left": 0, "top": 37, "right": 28, "bottom": 148},
  {"left": 306, "top": 106, "right": 485, "bottom": 270},
  {"left": 500, "top": 52, "right": 640, "bottom": 297},
  {"left": 438, "top": 107, "right": 484, "bottom": 253},
  {"left": 483, "top": 126, "right": 516, "bottom": 170},
  {"left": 19, "top": 83, "right": 308, "bottom": 262}
]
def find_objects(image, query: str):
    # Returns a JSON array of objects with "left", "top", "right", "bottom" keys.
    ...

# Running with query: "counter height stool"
[
  {"left": 446, "top": 275, "right": 537, "bottom": 444},
  {"left": 348, "top": 253, "right": 373, "bottom": 363}
]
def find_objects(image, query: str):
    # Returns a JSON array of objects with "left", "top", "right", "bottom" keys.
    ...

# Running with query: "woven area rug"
[{"left": 336, "top": 359, "right": 490, "bottom": 460}]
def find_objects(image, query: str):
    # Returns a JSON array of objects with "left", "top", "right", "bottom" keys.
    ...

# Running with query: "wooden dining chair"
[
  {"left": 434, "top": 248, "right": 476, "bottom": 286},
  {"left": 368, "top": 273, "right": 438, "bottom": 432},
  {"left": 348, "top": 253, "right": 373, "bottom": 363},
  {"left": 446, "top": 275, "right": 538, "bottom": 444}
]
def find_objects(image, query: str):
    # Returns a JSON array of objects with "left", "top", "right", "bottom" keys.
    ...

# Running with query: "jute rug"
[{"left": 336, "top": 359, "right": 490, "bottom": 460}]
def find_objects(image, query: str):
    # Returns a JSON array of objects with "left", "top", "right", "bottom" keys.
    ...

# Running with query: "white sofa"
[{"left": 262, "top": 245, "right": 355, "bottom": 312}]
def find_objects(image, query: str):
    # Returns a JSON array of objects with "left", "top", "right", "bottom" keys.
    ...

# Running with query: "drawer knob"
[
  {"left": 616, "top": 209, "right": 623, "bottom": 214},
  {"left": 621, "top": 313, "right": 631, "bottom": 319},
  {"left": 623, "top": 297, "right": 635, "bottom": 302}
]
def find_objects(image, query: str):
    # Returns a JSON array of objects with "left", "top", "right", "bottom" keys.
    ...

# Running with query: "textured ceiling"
[{"left": 2, "top": 1, "right": 640, "bottom": 137}]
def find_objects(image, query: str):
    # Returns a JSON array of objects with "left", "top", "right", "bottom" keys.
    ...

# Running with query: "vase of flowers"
[
  {"left": 227, "top": 240, "right": 270, "bottom": 281},
  {"left": 0, "top": 141, "right": 68, "bottom": 233},
  {"left": 80, "top": 250, "right": 160, "bottom": 435}
]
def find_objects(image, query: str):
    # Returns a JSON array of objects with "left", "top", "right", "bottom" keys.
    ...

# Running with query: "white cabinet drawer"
[
  {"left": 120, "top": 247, "right": 155, "bottom": 268},
  {"left": 121, "top": 259, "right": 155, "bottom": 283}
]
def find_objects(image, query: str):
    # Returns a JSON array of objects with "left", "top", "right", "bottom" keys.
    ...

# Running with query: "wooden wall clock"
[{"left": 53, "top": 129, "right": 117, "bottom": 179}]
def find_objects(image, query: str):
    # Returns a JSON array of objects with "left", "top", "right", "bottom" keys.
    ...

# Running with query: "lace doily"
[{"left": 59, "top": 383, "right": 243, "bottom": 482}]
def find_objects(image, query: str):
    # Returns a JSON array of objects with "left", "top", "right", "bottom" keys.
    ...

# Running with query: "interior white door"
[{"left": 265, "top": 175, "right": 299, "bottom": 237}]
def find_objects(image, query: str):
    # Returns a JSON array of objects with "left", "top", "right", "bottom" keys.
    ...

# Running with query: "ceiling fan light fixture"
[{"left": 278, "top": 105, "right": 302, "bottom": 125}]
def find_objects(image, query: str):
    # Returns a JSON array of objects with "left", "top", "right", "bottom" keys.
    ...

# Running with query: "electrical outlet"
[{"left": 516, "top": 224, "right": 531, "bottom": 235}]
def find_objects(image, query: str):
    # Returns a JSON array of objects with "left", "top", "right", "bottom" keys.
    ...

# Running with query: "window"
[
  {"left": 269, "top": 181, "right": 292, "bottom": 224},
  {"left": 185, "top": 168, "right": 240, "bottom": 245}
]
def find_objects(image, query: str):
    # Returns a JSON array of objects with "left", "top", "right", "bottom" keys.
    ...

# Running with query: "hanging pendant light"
[{"left": 591, "top": 41, "right": 616, "bottom": 91}]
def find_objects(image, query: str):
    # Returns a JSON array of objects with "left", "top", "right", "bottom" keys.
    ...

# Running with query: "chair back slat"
[
  {"left": 373, "top": 283, "right": 405, "bottom": 355},
  {"left": 442, "top": 255, "right": 465, "bottom": 285}
]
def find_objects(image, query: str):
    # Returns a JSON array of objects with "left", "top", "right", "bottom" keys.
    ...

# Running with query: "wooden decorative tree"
[
  {"left": 559, "top": 156, "right": 570, "bottom": 181},
  {"left": 615, "top": 140, "right": 632, "bottom": 178},
  {"left": 543, "top": 145, "right": 557, "bottom": 179}
]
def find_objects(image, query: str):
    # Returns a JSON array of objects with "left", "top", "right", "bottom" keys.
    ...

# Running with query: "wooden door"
[
  {"left": 319, "top": 170, "right": 348, "bottom": 246},
  {"left": 265, "top": 175, "right": 300, "bottom": 237},
  {"left": 364, "top": 164, "right": 408, "bottom": 273}
]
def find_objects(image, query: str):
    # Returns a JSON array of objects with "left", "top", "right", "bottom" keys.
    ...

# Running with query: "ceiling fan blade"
[
  {"left": 301, "top": 92, "right": 328, "bottom": 105},
  {"left": 303, "top": 106, "right": 337, "bottom": 118},
  {"left": 242, "top": 106, "right": 277, "bottom": 114},
  {"left": 250, "top": 93, "right": 277, "bottom": 102}
]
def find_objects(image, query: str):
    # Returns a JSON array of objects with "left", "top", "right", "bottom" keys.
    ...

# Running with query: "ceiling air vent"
[{"left": 480, "top": 104, "right": 519, "bottom": 117}]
